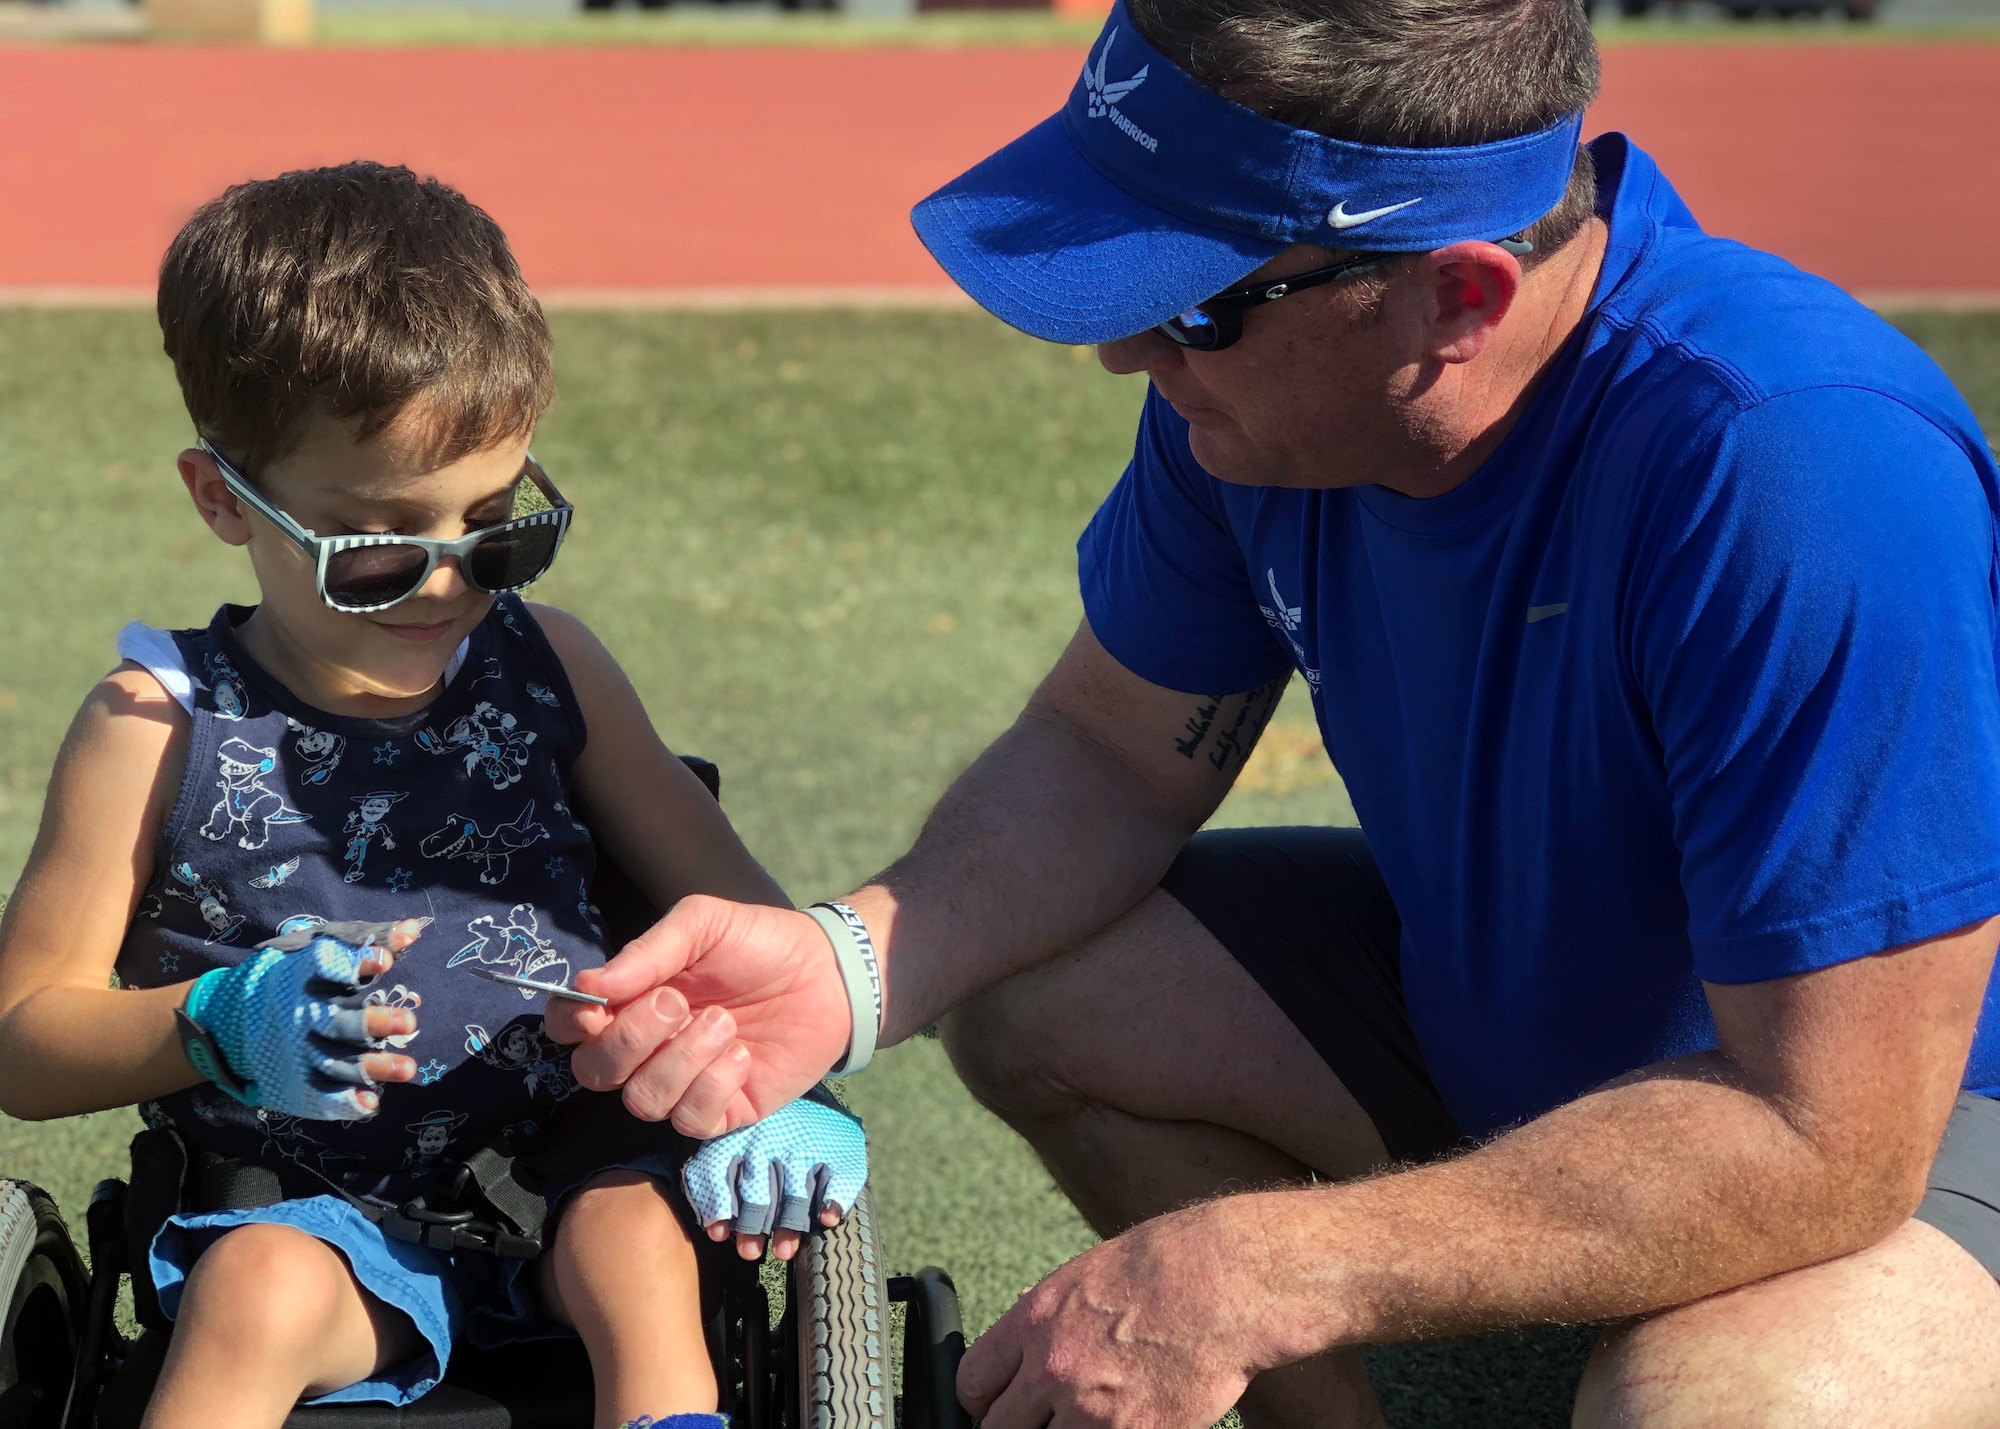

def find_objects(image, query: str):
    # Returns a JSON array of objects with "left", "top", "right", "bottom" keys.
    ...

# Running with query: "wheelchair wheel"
[
  {"left": 0, "top": 1181, "right": 88, "bottom": 1429},
  {"left": 790, "top": 1187, "right": 888, "bottom": 1429}
]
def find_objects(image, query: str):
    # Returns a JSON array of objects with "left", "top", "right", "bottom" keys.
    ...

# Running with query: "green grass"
[{"left": 2, "top": 307, "right": 1996, "bottom": 1425}]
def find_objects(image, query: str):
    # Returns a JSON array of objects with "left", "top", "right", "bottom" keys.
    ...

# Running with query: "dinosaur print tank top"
[{"left": 116, "top": 596, "right": 615, "bottom": 1202}]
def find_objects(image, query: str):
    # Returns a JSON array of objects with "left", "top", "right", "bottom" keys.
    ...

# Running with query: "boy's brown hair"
[{"left": 158, "top": 162, "right": 555, "bottom": 477}]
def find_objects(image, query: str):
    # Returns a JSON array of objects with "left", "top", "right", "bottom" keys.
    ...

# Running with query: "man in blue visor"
[{"left": 557, "top": 0, "right": 2000, "bottom": 1422}]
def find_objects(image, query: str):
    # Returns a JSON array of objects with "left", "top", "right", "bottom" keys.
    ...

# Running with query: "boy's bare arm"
[
  {"left": 0, "top": 668, "right": 206, "bottom": 1119},
  {"left": 530, "top": 605, "right": 790, "bottom": 917}
]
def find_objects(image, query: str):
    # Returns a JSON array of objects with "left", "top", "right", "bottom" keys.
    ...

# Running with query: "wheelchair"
[{"left": 0, "top": 759, "right": 974, "bottom": 1429}]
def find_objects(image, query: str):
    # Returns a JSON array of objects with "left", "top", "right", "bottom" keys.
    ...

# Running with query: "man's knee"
[
  {"left": 940, "top": 977, "right": 1088, "bottom": 1128},
  {"left": 1572, "top": 1221, "right": 2000, "bottom": 1429}
]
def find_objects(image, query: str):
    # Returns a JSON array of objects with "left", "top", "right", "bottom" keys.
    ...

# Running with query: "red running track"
[{"left": 1, "top": 41, "right": 1994, "bottom": 300}]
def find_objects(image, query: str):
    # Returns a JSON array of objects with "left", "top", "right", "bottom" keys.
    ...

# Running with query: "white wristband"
[{"left": 806, "top": 902, "right": 882, "bottom": 1078}]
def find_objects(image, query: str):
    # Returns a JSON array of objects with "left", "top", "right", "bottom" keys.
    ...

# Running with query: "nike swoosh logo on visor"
[
  {"left": 1327, "top": 197, "right": 1423, "bottom": 230},
  {"left": 1526, "top": 603, "right": 1569, "bottom": 624}
]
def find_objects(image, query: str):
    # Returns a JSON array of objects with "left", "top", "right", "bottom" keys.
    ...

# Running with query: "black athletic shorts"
[{"left": 1160, "top": 825, "right": 2000, "bottom": 1275}]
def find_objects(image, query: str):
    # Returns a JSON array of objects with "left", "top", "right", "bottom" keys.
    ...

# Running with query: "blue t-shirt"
[{"left": 1078, "top": 135, "right": 2000, "bottom": 1138}]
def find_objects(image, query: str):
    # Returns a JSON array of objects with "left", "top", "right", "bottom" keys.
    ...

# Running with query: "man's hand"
[
  {"left": 959, "top": 1202, "right": 1266, "bottom": 1429},
  {"left": 545, "top": 895, "right": 851, "bottom": 1137}
]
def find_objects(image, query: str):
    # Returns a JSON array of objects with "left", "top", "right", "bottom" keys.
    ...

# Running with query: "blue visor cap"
[{"left": 912, "top": 0, "right": 1585, "bottom": 345}]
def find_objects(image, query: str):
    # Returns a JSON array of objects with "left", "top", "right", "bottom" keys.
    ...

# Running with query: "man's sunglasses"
[
  {"left": 1155, "top": 253, "right": 1395, "bottom": 352},
  {"left": 1156, "top": 238, "right": 1534, "bottom": 353},
  {"left": 200, "top": 439, "right": 573, "bottom": 615}
]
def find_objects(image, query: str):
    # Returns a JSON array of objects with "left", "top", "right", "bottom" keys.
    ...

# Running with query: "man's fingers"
[
  {"left": 580, "top": 895, "right": 733, "bottom": 1004},
  {"left": 666, "top": 1038, "right": 751, "bottom": 1139},
  {"left": 957, "top": 1307, "right": 1028, "bottom": 1419},
  {"left": 542, "top": 998, "right": 609, "bottom": 1046},
  {"left": 614, "top": 1004, "right": 738, "bottom": 1122},
  {"left": 771, "top": 1228, "right": 804, "bottom": 1261},
  {"left": 976, "top": 1378, "right": 1053, "bottom": 1429},
  {"left": 570, "top": 987, "right": 693, "bottom": 1093},
  {"left": 735, "top": 1230, "right": 768, "bottom": 1260}
]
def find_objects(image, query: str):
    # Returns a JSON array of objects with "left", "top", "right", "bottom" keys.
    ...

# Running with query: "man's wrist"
[
  {"left": 805, "top": 902, "right": 882, "bottom": 1077},
  {"left": 1199, "top": 1186, "right": 1370, "bottom": 1363}
]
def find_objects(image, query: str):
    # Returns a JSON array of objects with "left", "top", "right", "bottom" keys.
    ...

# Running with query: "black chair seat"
[{"left": 96, "top": 1330, "right": 595, "bottom": 1429}]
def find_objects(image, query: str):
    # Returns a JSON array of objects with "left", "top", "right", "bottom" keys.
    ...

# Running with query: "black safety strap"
[{"left": 461, "top": 1145, "right": 547, "bottom": 1245}]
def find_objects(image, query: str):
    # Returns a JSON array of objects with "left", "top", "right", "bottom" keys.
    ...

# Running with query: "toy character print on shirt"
[
  {"left": 416, "top": 701, "right": 539, "bottom": 790},
  {"left": 447, "top": 902, "right": 571, "bottom": 995},
  {"left": 250, "top": 856, "right": 301, "bottom": 890},
  {"left": 201, "top": 738, "right": 311, "bottom": 851},
  {"left": 162, "top": 861, "right": 246, "bottom": 945},
  {"left": 117, "top": 597, "right": 612, "bottom": 1195},
  {"left": 404, "top": 1109, "right": 469, "bottom": 1174},
  {"left": 285, "top": 718, "right": 346, "bottom": 787},
  {"left": 464, "top": 1021, "right": 578, "bottom": 1100},
  {"left": 419, "top": 801, "right": 549, "bottom": 885},
  {"left": 205, "top": 651, "right": 248, "bottom": 720},
  {"left": 343, "top": 792, "right": 407, "bottom": 884}
]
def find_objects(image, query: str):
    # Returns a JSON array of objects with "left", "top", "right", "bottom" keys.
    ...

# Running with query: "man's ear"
[
  {"left": 1418, "top": 241, "right": 1524, "bottom": 365},
  {"left": 178, "top": 447, "right": 253, "bottom": 548}
]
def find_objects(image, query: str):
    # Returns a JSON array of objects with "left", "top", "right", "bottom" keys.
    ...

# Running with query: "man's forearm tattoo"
[
  {"left": 1174, "top": 697, "right": 1220, "bottom": 758},
  {"left": 1172, "top": 676, "right": 1287, "bottom": 775}
]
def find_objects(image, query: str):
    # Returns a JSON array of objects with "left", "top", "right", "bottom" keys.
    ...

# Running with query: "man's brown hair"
[
  {"left": 158, "top": 162, "right": 554, "bottom": 476},
  {"left": 1128, "top": 0, "right": 1602, "bottom": 259}
]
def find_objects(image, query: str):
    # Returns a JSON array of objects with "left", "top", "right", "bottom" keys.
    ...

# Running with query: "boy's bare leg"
[
  {"left": 537, "top": 1168, "right": 716, "bottom": 1427},
  {"left": 144, "top": 1223, "right": 422, "bottom": 1429}
]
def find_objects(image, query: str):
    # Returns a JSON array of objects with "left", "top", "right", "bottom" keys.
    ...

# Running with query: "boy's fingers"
[
  {"left": 362, "top": 1007, "right": 415, "bottom": 1040},
  {"left": 771, "top": 1228, "right": 803, "bottom": 1261},
  {"left": 363, "top": 1052, "right": 417, "bottom": 1082},
  {"left": 735, "top": 1230, "right": 768, "bottom": 1260},
  {"left": 707, "top": 1221, "right": 732, "bottom": 1242}
]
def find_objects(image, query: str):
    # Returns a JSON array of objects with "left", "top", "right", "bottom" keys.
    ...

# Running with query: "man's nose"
[{"left": 1096, "top": 330, "right": 1181, "bottom": 377}]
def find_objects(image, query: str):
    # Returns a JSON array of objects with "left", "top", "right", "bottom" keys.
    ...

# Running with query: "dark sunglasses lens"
[
  {"left": 323, "top": 544, "right": 431, "bottom": 611},
  {"left": 466, "top": 523, "right": 562, "bottom": 593},
  {"left": 1160, "top": 307, "right": 1221, "bottom": 349}
]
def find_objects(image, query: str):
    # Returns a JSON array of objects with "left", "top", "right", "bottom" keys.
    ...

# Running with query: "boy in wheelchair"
[{"left": 0, "top": 163, "right": 866, "bottom": 1428}]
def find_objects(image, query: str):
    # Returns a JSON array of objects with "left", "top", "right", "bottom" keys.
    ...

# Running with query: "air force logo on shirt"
[
  {"left": 1257, "top": 569, "right": 1322, "bottom": 692},
  {"left": 1084, "top": 28, "right": 1157, "bottom": 152}
]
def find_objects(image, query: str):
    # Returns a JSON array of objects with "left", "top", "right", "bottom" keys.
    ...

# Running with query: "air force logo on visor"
[{"left": 1084, "top": 28, "right": 1157, "bottom": 151}]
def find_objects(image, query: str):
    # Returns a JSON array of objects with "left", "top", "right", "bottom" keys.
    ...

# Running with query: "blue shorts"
[{"left": 149, "top": 1151, "right": 682, "bottom": 1406}]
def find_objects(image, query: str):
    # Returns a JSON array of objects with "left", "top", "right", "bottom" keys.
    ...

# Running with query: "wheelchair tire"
[
  {"left": 790, "top": 1187, "right": 888, "bottom": 1429},
  {"left": 0, "top": 1182, "right": 88, "bottom": 1429}
]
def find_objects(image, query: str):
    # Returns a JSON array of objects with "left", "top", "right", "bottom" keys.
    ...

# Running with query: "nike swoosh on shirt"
[
  {"left": 1327, "top": 197, "right": 1423, "bottom": 230},
  {"left": 1526, "top": 603, "right": 1570, "bottom": 624}
]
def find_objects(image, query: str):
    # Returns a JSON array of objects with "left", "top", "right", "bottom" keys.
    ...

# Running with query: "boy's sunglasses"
[
  {"left": 200, "top": 439, "right": 574, "bottom": 615},
  {"left": 1155, "top": 238, "right": 1533, "bottom": 352}
]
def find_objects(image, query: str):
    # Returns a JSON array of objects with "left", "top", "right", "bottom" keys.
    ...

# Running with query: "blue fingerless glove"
[
  {"left": 682, "top": 1095, "right": 867, "bottom": 1237},
  {"left": 179, "top": 919, "right": 410, "bottom": 1121}
]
